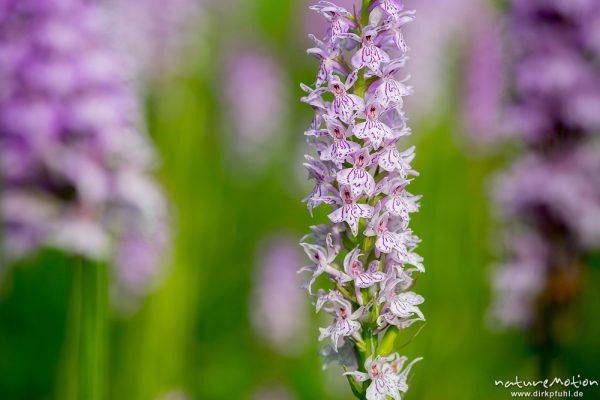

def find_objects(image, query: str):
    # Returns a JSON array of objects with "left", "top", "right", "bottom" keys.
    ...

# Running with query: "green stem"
[
  {"left": 361, "top": 0, "right": 371, "bottom": 27},
  {"left": 354, "top": 0, "right": 371, "bottom": 97},
  {"left": 336, "top": 282, "right": 357, "bottom": 303},
  {"left": 63, "top": 259, "right": 108, "bottom": 400},
  {"left": 376, "top": 326, "right": 399, "bottom": 357},
  {"left": 538, "top": 301, "right": 555, "bottom": 380},
  {"left": 344, "top": 367, "right": 367, "bottom": 400}
]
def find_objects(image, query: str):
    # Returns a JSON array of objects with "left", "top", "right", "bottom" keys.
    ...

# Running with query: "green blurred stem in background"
[
  {"left": 361, "top": 0, "right": 371, "bottom": 26},
  {"left": 376, "top": 327, "right": 399, "bottom": 357},
  {"left": 58, "top": 259, "right": 108, "bottom": 400}
]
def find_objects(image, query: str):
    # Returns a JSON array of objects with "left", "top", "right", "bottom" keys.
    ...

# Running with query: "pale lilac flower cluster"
[
  {"left": 250, "top": 235, "right": 307, "bottom": 355},
  {"left": 461, "top": 6, "right": 505, "bottom": 147},
  {"left": 248, "top": 385, "right": 296, "bottom": 400},
  {"left": 489, "top": 231, "right": 548, "bottom": 328},
  {"left": 299, "top": 1, "right": 423, "bottom": 398},
  {"left": 488, "top": 0, "right": 600, "bottom": 328},
  {"left": 222, "top": 47, "right": 289, "bottom": 173},
  {"left": 104, "top": 0, "right": 202, "bottom": 84},
  {"left": 506, "top": 0, "right": 600, "bottom": 144},
  {"left": 401, "top": 0, "right": 481, "bottom": 120},
  {"left": 0, "top": 0, "right": 169, "bottom": 302}
]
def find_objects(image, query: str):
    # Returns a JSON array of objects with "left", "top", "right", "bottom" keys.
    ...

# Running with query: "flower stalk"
[
  {"left": 59, "top": 259, "right": 108, "bottom": 400},
  {"left": 300, "top": 1, "right": 424, "bottom": 399},
  {"left": 77, "top": 259, "right": 108, "bottom": 400}
]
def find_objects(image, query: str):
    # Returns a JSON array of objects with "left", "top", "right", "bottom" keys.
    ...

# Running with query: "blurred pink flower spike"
[
  {"left": 0, "top": 0, "right": 170, "bottom": 309},
  {"left": 251, "top": 235, "right": 308, "bottom": 355}
]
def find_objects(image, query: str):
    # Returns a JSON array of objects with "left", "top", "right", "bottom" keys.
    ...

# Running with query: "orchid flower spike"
[{"left": 298, "top": 2, "right": 425, "bottom": 399}]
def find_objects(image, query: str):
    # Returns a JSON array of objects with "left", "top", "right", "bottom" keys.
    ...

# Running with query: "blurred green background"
[{"left": 1, "top": 0, "right": 599, "bottom": 399}]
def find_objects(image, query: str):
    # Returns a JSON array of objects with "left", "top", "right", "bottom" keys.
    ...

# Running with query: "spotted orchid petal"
[
  {"left": 356, "top": 261, "right": 387, "bottom": 288},
  {"left": 323, "top": 116, "right": 361, "bottom": 161},
  {"left": 374, "top": 176, "right": 390, "bottom": 195},
  {"left": 315, "top": 289, "right": 347, "bottom": 312},
  {"left": 328, "top": 186, "right": 374, "bottom": 236},
  {"left": 301, "top": 242, "right": 328, "bottom": 265},
  {"left": 389, "top": 291, "right": 425, "bottom": 320},
  {"left": 343, "top": 247, "right": 363, "bottom": 275},
  {"left": 309, "top": 1, "right": 353, "bottom": 18},
  {"left": 392, "top": 356, "right": 423, "bottom": 393},
  {"left": 345, "top": 69, "right": 359, "bottom": 89},
  {"left": 300, "top": 83, "right": 328, "bottom": 109},
  {"left": 330, "top": 101, "right": 362, "bottom": 125},
  {"left": 364, "top": 212, "right": 405, "bottom": 254},
  {"left": 308, "top": 34, "right": 348, "bottom": 86},
  {"left": 344, "top": 370, "right": 370, "bottom": 382},
  {"left": 337, "top": 149, "right": 376, "bottom": 197},
  {"left": 366, "top": 375, "right": 401, "bottom": 400},
  {"left": 377, "top": 313, "right": 424, "bottom": 330},
  {"left": 329, "top": 139, "right": 361, "bottom": 162},
  {"left": 396, "top": 251, "right": 425, "bottom": 272},
  {"left": 353, "top": 102, "right": 394, "bottom": 149},
  {"left": 345, "top": 349, "right": 422, "bottom": 400},
  {"left": 377, "top": 231, "right": 400, "bottom": 254},
  {"left": 388, "top": 264, "right": 414, "bottom": 291},
  {"left": 310, "top": 1, "right": 356, "bottom": 43},
  {"left": 378, "top": 12, "right": 416, "bottom": 53},
  {"left": 315, "top": 194, "right": 340, "bottom": 205},
  {"left": 299, "top": 239, "right": 347, "bottom": 293},
  {"left": 373, "top": 73, "right": 412, "bottom": 107},
  {"left": 318, "top": 302, "right": 362, "bottom": 351},
  {"left": 378, "top": 143, "right": 417, "bottom": 176},
  {"left": 303, "top": 155, "right": 336, "bottom": 215},
  {"left": 318, "top": 318, "right": 360, "bottom": 350},
  {"left": 351, "top": 29, "right": 390, "bottom": 75},
  {"left": 383, "top": 181, "right": 421, "bottom": 225},
  {"left": 329, "top": 77, "right": 365, "bottom": 123},
  {"left": 378, "top": 0, "right": 404, "bottom": 17},
  {"left": 362, "top": 355, "right": 406, "bottom": 400},
  {"left": 329, "top": 203, "right": 374, "bottom": 237}
]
